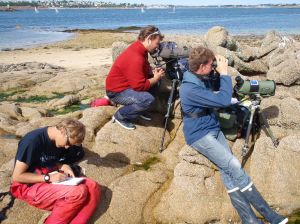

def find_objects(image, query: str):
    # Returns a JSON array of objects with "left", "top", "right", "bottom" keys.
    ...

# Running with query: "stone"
[
  {"left": 107, "top": 169, "right": 168, "bottom": 224},
  {"left": 92, "top": 114, "right": 170, "bottom": 164},
  {"left": 261, "top": 97, "right": 300, "bottom": 129},
  {"left": 0, "top": 62, "right": 63, "bottom": 91},
  {"left": 0, "top": 113, "right": 19, "bottom": 133},
  {"left": 250, "top": 136, "right": 300, "bottom": 215},
  {"left": 20, "top": 107, "right": 47, "bottom": 120},
  {"left": 0, "top": 138, "right": 18, "bottom": 165},
  {"left": 204, "top": 26, "right": 240, "bottom": 51},
  {"left": 0, "top": 102, "right": 22, "bottom": 120},
  {"left": 266, "top": 47, "right": 300, "bottom": 86},
  {"left": 30, "top": 72, "right": 96, "bottom": 95},
  {"left": 47, "top": 95, "right": 79, "bottom": 109},
  {"left": 79, "top": 106, "right": 115, "bottom": 144},
  {"left": 111, "top": 41, "right": 129, "bottom": 62}
]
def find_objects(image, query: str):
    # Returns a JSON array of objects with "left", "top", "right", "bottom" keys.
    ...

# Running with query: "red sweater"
[{"left": 106, "top": 41, "right": 151, "bottom": 92}]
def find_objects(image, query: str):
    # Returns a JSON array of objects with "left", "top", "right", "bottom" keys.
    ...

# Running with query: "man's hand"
[
  {"left": 49, "top": 172, "right": 68, "bottom": 183},
  {"left": 215, "top": 55, "right": 228, "bottom": 75},
  {"left": 149, "top": 67, "right": 165, "bottom": 86},
  {"left": 59, "top": 164, "right": 75, "bottom": 178},
  {"left": 153, "top": 67, "right": 165, "bottom": 81}
]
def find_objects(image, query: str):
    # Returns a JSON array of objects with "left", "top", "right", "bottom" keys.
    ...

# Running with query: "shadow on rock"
[
  {"left": 262, "top": 105, "right": 280, "bottom": 119},
  {"left": 89, "top": 185, "right": 112, "bottom": 223},
  {"left": 0, "top": 191, "right": 15, "bottom": 222},
  {"left": 84, "top": 147, "right": 130, "bottom": 168}
]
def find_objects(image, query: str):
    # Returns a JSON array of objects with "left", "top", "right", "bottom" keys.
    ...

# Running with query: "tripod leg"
[
  {"left": 160, "top": 79, "right": 178, "bottom": 152},
  {"left": 242, "top": 106, "right": 256, "bottom": 158},
  {"left": 257, "top": 108, "right": 279, "bottom": 147}
]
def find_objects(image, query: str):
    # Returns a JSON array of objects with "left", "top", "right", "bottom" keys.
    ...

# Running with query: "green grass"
[
  {"left": 0, "top": 89, "right": 27, "bottom": 102},
  {"left": 14, "top": 92, "right": 65, "bottom": 103},
  {"left": 49, "top": 103, "right": 89, "bottom": 115},
  {"left": 133, "top": 157, "right": 160, "bottom": 171}
]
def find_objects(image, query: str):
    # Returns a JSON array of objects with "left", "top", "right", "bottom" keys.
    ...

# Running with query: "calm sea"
[{"left": 0, "top": 7, "right": 300, "bottom": 49}]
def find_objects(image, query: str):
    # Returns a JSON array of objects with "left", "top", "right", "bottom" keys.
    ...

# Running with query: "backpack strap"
[{"left": 181, "top": 108, "right": 211, "bottom": 119}]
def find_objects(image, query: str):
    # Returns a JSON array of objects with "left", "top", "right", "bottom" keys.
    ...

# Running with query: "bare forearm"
[
  {"left": 149, "top": 77, "right": 159, "bottom": 86},
  {"left": 13, "top": 172, "right": 44, "bottom": 184}
]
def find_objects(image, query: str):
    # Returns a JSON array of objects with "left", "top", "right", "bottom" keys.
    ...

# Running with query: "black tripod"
[
  {"left": 159, "top": 61, "right": 182, "bottom": 152},
  {"left": 240, "top": 94, "right": 279, "bottom": 166}
]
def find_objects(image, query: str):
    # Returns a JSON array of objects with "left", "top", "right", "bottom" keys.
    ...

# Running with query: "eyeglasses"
[{"left": 64, "top": 129, "right": 81, "bottom": 147}]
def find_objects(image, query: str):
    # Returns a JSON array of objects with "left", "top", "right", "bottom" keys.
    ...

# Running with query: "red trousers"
[{"left": 11, "top": 178, "right": 101, "bottom": 224}]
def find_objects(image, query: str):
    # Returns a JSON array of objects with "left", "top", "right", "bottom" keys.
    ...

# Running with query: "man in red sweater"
[{"left": 106, "top": 25, "right": 165, "bottom": 130}]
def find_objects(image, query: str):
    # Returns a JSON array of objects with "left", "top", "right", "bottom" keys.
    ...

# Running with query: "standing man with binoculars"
[
  {"left": 106, "top": 25, "right": 165, "bottom": 130},
  {"left": 179, "top": 46, "right": 288, "bottom": 224}
]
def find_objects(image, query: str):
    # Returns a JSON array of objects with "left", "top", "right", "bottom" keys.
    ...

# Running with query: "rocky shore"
[{"left": 0, "top": 27, "right": 299, "bottom": 223}]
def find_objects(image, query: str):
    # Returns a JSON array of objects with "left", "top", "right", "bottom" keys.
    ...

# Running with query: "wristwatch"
[{"left": 44, "top": 174, "right": 50, "bottom": 183}]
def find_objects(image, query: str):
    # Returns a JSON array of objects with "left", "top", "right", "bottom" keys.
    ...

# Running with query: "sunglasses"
[{"left": 146, "top": 30, "right": 162, "bottom": 40}]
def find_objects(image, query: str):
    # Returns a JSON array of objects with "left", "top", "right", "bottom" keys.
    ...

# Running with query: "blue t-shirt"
[{"left": 15, "top": 127, "right": 65, "bottom": 172}]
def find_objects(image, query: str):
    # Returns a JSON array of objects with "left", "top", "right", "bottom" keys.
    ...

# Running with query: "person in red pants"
[{"left": 11, "top": 119, "right": 101, "bottom": 224}]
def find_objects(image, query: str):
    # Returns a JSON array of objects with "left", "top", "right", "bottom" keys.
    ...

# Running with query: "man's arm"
[{"left": 12, "top": 160, "right": 68, "bottom": 184}]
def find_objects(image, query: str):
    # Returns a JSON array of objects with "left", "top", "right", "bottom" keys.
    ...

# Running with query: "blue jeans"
[
  {"left": 106, "top": 88, "right": 155, "bottom": 121},
  {"left": 191, "top": 130, "right": 252, "bottom": 192}
]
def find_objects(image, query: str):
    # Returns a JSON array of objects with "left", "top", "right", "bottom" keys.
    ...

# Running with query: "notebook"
[
  {"left": 52, "top": 177, "right": 85, "bottom": 186},
  {"left": 49, "top": 171, "right": 85, "bottom": 186}
]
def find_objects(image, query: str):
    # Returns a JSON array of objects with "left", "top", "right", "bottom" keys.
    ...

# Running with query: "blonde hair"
[
  {"left": 189, "top": 46, "right": 215, "bottom": 72},
  {"left": 56, "top": 119, "right": 86, "bottom": 144}
]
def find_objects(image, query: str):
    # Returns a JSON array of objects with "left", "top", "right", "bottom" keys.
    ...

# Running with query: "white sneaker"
[{"left": 278, "top": 218, "right": 288, "bottom": 224}]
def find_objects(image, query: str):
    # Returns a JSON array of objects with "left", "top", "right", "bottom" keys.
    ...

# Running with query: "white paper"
[{"left": 52, "top": 177, "right": 85, "bottom": 186}]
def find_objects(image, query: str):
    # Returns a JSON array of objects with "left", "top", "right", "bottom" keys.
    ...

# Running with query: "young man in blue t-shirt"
[
  {"left": 179, "top": 47, "right": 288, "bottom": 224},
  {"left": 11, "top": 119, "right": 101, "bottom": 224}
]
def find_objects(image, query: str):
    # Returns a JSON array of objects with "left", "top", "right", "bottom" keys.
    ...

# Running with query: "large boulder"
[
  {"left": 204, "top": 26, "right": 240, "bottom": 51},
  {"left": 154, "top": 145, "right": 237, "bottom": 224},
  {"left": 261, "top": 97, "right": 300, "bottom": 129},
  {"left": 92, "top": 114, "right": 170, "bottom": 164},
  {"left": 111, "top": 41, "right": 129, "bottom": 62},
  {"left": 105, "top": 169, "right": 168, "bottom": 224},
  {"left": 0, "top": 62, "right": 63, "bottom": 91},
  {"left": 30, "top": 71, "right": 97, "bottom": 95},
  {"left": 0, "top": 113, "right": 19, "bottom": 133},
  {"left": 47, "top": 94, "right": 79, "bottom": 109},
  {"left": 0, "top": 138, "right": 18, "bottom": 165},
  {"left": 79, "top": 107, "right": 115, "bottom": 145},
  {"left": 266, "top": 46, "right": 300, "bottom": 86},
  {"left": 20, "top": 106, "right": 47, "bottom": 120},
  {"left": 250, "top": 136, "right": 300, "bottom": 214},
  {"left": 0, "top": 102, "right": 22, "bottom": 120}
]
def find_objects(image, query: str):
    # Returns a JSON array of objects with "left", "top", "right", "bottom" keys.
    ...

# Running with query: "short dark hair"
[
  {"left": 189, "top": 46, "right": 215, "bottom": 72},
  {"left": 138, "top": 25, "right": 164, "bottom": 41}
]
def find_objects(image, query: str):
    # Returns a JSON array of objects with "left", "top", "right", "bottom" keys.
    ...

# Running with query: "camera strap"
[{"left": 181, "top": 108, "right": 211, "bottom": 119}]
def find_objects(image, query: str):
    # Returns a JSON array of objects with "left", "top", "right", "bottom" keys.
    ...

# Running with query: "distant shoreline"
[
  {"left": 1, "top": 5, "right": 300, "bottom": 11},
  {"left": 1, "top": 28, "right": 300, "bottom": 51}
]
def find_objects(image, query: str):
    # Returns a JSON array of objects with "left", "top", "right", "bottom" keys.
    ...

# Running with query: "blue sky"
[{"left": 109, "top": 0, "right": 300, "bottom": 6}]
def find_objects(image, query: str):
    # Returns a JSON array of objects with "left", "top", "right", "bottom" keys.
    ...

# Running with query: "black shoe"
[{"left": 112, "top": 116, "right": 136, "bottom": 130}]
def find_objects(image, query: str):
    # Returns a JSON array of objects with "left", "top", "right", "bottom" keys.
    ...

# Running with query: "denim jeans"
[
  {"left": 191, "top": 130, "right": 252, "bottom": 192},
  {"left": 106, "top": 88, "right": 155, "bottom": 121}
]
